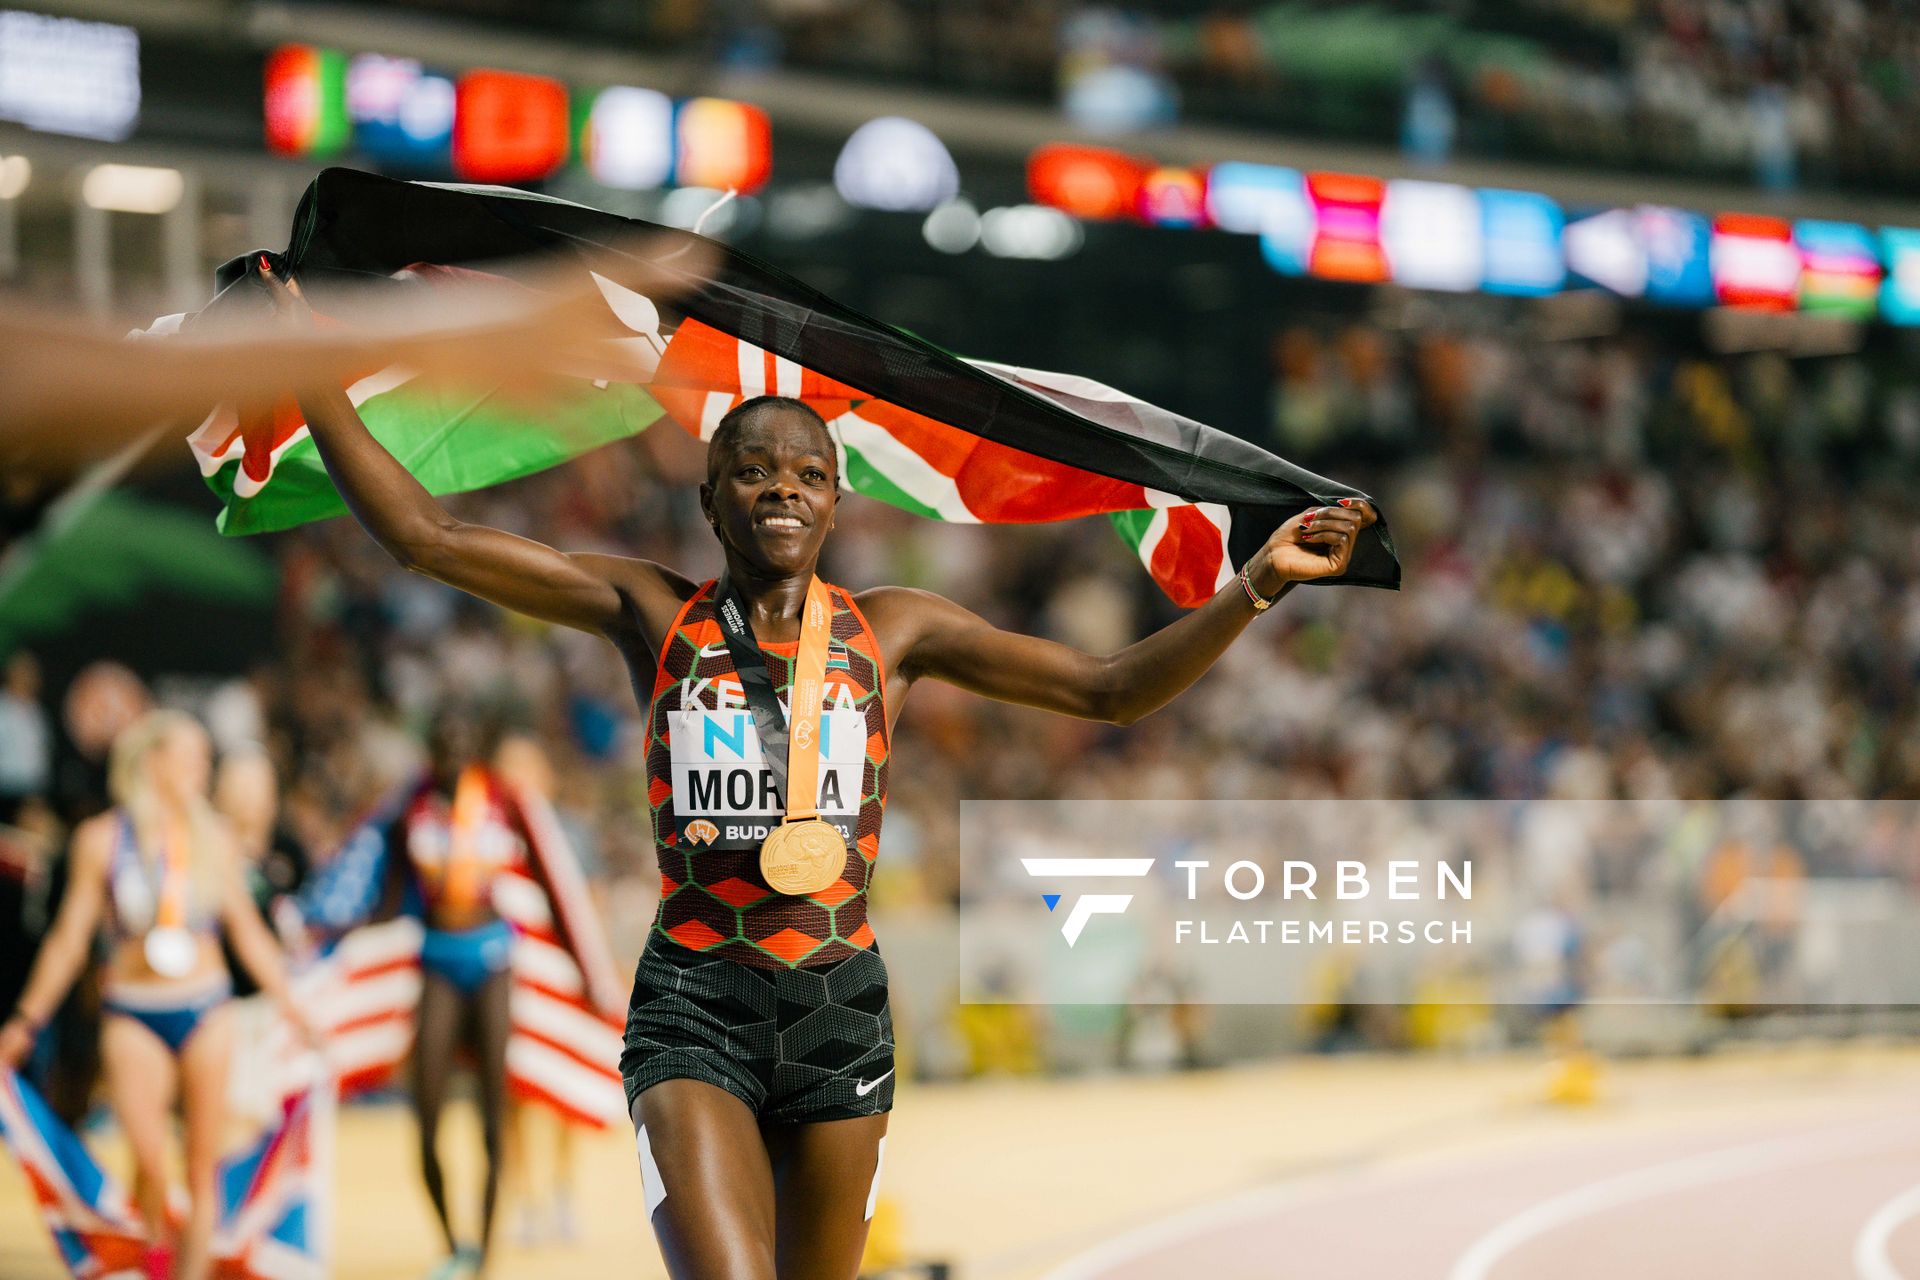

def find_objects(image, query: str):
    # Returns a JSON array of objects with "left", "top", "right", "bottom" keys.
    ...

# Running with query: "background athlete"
[
  {"left": 261, "top": 263, "right": 1377, "bottom": 1280},
  {"left": 0, "top": 710, "right": 316, "bottom": 1280},
  {"left": 292, "top": 703, "right": 621, "bottom": 1280}
]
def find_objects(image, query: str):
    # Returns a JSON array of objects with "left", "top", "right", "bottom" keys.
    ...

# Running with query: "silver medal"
[{"left": 144, "top": 927, "right": 197, "bottom": 978}]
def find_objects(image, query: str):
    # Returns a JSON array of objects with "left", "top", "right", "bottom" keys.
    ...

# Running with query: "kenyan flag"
[
  {"left": 175, "top": 168, "right": 1398, "bottom": 605},
  {"left": 187, "top": 356, "right": 664, "bottom": 537}
]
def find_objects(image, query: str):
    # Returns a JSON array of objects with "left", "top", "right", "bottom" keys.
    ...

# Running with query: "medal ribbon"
[
  {"left": 152, "top": 811, "right": 188, "bottom": 933},
  {"left": 442, "top": 765, "right": 490, "bottom": 912},
  {"left": 714, "top": 574, "right": 834, "bottom": 823}
]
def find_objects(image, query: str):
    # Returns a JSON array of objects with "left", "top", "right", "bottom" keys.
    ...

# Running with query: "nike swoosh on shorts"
[{"left": 853, "top": 1070, "right": 894, "bottom": 1097}]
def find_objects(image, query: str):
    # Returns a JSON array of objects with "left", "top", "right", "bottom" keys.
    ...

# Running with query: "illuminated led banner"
[
  {"left": 1881, "top": 228, "right": 1920, "bottom": 325},
  {"left": 265, "top": 45, "right": 771, "bottom": 194},
  {"left": 265, "top": 44, "right": 349, "bottom": 158},
  {"left": 0, "top": 9, "right": 139, "bottom": 142},
  {"left": 1027, "top": 141, "right": 1920, "bottom": 325},
  {"left": 1380, "top": 180, "right": 1483, "bottom": 292},
  {"left": 1027, "top": 143, "right": 1151, "bottom": 221},
  {"left": 346, "top": 53, "right": 454, "bottom": 171},
  {"left": 1711, "top": 213, "right": 1799, "bottom": 311},
  {"left": 1795, "top": 220, "right": 1882, "bottom": 318}
]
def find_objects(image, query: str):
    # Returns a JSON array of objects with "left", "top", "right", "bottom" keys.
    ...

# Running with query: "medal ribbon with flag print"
[
  {"left": 165, "top": 167, "right": 1397, "bottom": 606},
  {"left": 0, "top": 1067, "right": 334, "bottom": 1279}
]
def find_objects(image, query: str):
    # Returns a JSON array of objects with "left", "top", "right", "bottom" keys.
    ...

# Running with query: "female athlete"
[
  {"left": 294, "top": 708, "right": 564, "bottom": 1280},
  {"left": 0, "top": 710, "right": 315, "bottom": 1280},
  {"left": 261, "top": 262, "right": 1375, "bottom": 1280}
]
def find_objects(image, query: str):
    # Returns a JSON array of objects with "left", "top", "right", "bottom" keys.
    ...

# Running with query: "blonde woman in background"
[
  {"left": 0, "top": 710, "right": 317, "bottom": 1280},
  {"left": 213, "top": 744, "right": 312, "bottom": 1127}
]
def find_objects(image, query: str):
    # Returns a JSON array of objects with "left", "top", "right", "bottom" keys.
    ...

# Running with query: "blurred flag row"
[
  {"left": 265, "top": 44, "right": 771, "bottom": 192},
  {"left": 1028, "top": 143, "right": 1920, "bottom": 324}
]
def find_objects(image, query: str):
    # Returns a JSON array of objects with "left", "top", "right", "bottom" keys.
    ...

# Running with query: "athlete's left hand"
[{"left": 1255, "top": 499, "right": 1376, "bottom": 589}]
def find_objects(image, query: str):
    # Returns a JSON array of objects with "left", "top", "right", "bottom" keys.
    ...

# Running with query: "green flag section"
[
  {"left": 193, "top": 371, "right": 665, "bottom": 537},
  {"left": 0, "top": 490, "right": 277, "bottom": 653},
  {"left": 166, "top": 168, "right": 1396, "bottom": 606}
]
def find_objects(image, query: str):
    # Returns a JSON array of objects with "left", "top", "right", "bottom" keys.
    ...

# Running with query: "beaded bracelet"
[{"left": 1239, "top": 560, "right": 1279, "bottom": 612}]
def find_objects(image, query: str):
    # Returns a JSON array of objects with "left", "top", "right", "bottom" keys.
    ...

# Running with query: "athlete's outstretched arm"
[
  {"left": 263, "top": 264, "right": 686, "bottom": 638},
  {"left": 873, "top": 501, "right": 1375, "bottom": 726},
  {"left": 0, "top": 817, "right": 111, "bottom": 1066}
]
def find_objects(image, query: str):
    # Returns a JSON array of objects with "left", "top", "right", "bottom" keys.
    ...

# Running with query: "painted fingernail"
[
  {"left": 1338, "top": 498, "right": 1354, "bottom": 507},
  {"left": 258, "top": 253, "right": 271, "bottom": 272}
]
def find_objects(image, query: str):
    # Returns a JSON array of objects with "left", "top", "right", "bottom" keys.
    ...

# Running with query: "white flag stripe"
[
  {"left": 833, "top": 409, "right": 980, "bottom": 523},
  {"left": 507, "top": 1035, "right": 626, "bottom": 1122},
  {"left": 737, "top": 337, "right": 763, "bottom": 396},
  {"left": 699, "top": 390, "right": 733, "bottom": 438},
  {"left": 492, "top": 874, "right": 551, "bottom": 929},
  {"left": 1201, "top": 502, "right": 1235, "bottom": 590},
  {"left": 326, "top": 968, "right": 421, "bottom": 1025},
  {"left": 512, "top": 935, "right": 587, "bottom": 997},
  {"left": 322, "top": 1021, "right": 414, "bottom": 1075},
  {"left": 512, "top": 986, "right": 623, "bottom": 1064},
  {"left": 1132, "top": 507, "right": 1171, "bottom": 576},
  {"left": 773, "top": 353, "right": 802, "bottom": 398}
]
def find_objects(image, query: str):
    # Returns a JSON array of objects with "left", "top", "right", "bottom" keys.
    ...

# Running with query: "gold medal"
[
  {"left": 715, "top": 574, "right": 852, "bottom": 897},
  {"left": 759, "top": 817, "right": 850, "bottom": 897}
]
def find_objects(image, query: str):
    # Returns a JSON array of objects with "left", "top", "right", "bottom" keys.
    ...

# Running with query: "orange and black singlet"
[{"left": 645, "top": 577, "right": 890, "bottom": 969}]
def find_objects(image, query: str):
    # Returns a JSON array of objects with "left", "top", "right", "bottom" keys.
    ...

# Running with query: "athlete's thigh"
[
  {"left": 411, "top": 973, "right": 464, "bottom": 1120},
  {"left": 176, "top": 1007, "right": 235, "bottom": 1188},
  {"left": 765, "top": 1112, "right": 890, "bottom": 1280},
  {"left": 99, "top": 1016, "right": 178, "bottom": 1174},
  {"left": 634, "top": 1078, "right": 778, "bottom": 1280}
]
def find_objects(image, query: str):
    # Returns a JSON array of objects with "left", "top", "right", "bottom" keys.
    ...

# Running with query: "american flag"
[{"left": 282, "top": 779, "right": 628, "bottom": 1128}]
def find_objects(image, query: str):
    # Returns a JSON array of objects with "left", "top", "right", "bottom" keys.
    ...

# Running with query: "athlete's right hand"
[{"left": 257, "top": 256, "right": 312, "bottom": 327}]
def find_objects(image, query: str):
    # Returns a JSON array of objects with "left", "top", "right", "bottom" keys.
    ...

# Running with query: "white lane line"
[
  {"left": 1040, "top": 1175, "right": 1353, "bottom": 1280},
  {"left": 1855, "top": 1182, "right": 1920, "bottom": 1280},
  {"left": 1450, "top": 1123, "right": 1917, "bottom": 1280}
]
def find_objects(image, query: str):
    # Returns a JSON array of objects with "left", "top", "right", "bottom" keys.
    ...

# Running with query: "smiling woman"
[
  {"left": 703, "top": 397, "right": 841, "bottom": 553},
  {"left": 260, "top": 260, "right": 1377, "bottom": 1280}
]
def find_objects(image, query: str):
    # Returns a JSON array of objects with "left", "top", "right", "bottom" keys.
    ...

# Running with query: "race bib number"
[{"left": 669, "top": 676, "right": 865, "bottom": 851}]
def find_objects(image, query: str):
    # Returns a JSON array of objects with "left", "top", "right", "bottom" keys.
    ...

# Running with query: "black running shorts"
[{"left": 619, "top": 932, "right": 896, "bottom": 1125}]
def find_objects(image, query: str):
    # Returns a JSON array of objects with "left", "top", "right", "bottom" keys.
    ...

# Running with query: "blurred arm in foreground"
[
  {"left": 0, "top": 234, "right": 716, "bottom": 473},
  {"left": 258, "top": 261, "right": 695, "bottom": 641}
]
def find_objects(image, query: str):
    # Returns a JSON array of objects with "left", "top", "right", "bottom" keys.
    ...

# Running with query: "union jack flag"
[{"left": 0, "top": 1067, "right": 333, "bottom": 1279}]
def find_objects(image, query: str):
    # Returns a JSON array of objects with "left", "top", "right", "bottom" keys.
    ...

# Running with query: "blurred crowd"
[
  {"left": 609, "top": 0, "right": 1920, "bottom": 193},
  {"left": 7, "top": 308, "right": 1920, "bottom": 1071},
  {"left": 1486, "top": 0, "right": 1920, "bottom": 191}
]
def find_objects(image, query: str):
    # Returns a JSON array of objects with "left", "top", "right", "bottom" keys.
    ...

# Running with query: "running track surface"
[
  {"left": 5, "top": 1044, "right": 1920, "bottom": 1278},
  {"left": 1040, "top": 1072, "right": 1920, "bottom": 1280}
]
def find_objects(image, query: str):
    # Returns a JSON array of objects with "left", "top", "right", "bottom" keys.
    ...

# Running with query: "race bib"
[{"left": 669, "top": 674, "right": 865, "bottom": 851}]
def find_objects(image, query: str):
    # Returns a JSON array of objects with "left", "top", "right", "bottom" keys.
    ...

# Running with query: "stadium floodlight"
[
  {"left": 979, "top": 205, "right": 1083, "bottom": 260},
  {"left": 81, "top": 164, "right": 183, "bottom": 215},
  {"left": 834, "top": 117, "right": 959, "bottom": 213},
  {"left": 922, "top": 199, "right": 981, "bottom": 255},
  {"left": 0, "top": 155, "right": 28, "bottom": 200}
]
